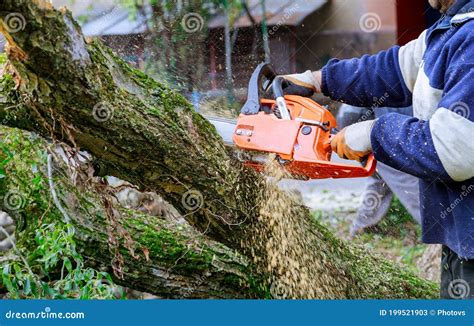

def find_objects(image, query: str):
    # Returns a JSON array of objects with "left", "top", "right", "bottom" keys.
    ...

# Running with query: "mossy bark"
[
  {"left": 0, "top": 126, "right": 266, "bottom": 298},
  {"left": 0, "top": 0, "right": 438, "bottom": 298}
]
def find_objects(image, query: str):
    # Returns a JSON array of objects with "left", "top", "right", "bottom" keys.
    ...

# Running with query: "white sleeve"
[{"left": 397, "top": 30, "right": 427, "bottom": 92}]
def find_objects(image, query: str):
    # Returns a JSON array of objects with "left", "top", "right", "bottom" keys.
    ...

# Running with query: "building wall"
[
  {"left": 207, "top": 0, "right": 400, "bottom": 89},
  {"left": 290, "top": 0, "right": 398, "bottom": 71},
  {"left": 269, "top": 28, "right": 295, "bottom": 74},
  {"left": 297, "top": 0, "right": 396, "bottom": 32}
]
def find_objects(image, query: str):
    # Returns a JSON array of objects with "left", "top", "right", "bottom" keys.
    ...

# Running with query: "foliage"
[
  {"left": 0, "top": 142, "right": 13, "bottom": 179},
  {"left": 0, "top": 127, "right": 121, "bottom": 299},
  {"left": 1, "top": 223, "right": 121, "bottom": 299}
]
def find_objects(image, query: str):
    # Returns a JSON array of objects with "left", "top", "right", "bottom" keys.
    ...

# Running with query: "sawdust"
[{"left": 242, "top": 154, "right": 349, "bottom": 299}]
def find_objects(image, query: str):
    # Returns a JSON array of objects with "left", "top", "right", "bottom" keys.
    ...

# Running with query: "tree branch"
[{"left": 0, "top": 126, "right": 266, "bottom": 298}]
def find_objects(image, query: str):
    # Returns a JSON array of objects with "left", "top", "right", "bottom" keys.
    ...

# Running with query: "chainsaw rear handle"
[{"left": 272, "top": 76, "right": 377, "bottom": 177}]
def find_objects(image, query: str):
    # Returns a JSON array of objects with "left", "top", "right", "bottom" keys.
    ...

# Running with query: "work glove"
[
  {"left": 331, "top": 120, "right": 375, "bottom": 162},
  {"left": 278, "top": 70, "right": 322, "bottom": 97}
]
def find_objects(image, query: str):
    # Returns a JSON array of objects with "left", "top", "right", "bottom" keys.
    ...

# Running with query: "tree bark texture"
[{"left": 0, "top": 126, "right": 263, "bottom": 298}]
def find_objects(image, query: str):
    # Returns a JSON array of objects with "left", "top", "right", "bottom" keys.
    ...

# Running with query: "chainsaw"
[{"left": 208, "top": 63, "right": 376, "bottom": 180}]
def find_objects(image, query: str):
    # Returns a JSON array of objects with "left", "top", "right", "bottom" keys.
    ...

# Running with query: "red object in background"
[
  {"left": 396, "top": 0, "right": 426, "bottom": 45},
  {"left": 396, "top": 0, "right": 442, "bottom": 45}
]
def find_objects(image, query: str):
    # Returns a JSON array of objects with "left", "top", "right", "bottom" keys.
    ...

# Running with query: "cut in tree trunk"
[{"left": 0, "top": 0, "right": 438, "bottom": 298}]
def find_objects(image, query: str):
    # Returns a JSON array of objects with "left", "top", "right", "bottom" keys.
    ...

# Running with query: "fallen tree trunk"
[
  {"left": 0, "top": 126, "right": 264, "bottom": 298},
  {"left": 0, "top": 0, "right": 438, "bottom": 298}
]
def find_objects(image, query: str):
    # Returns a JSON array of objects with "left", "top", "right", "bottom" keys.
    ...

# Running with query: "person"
[
  {"left": 278, "top": 0, "right": 474, "bottom": 299},
  {"left": 337, "top": 104, "right": 422, "bottom": 237}
]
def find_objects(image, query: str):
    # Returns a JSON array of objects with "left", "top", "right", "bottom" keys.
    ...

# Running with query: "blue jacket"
[{"left": 322, "top": 0, "right": 474, "bottom": 258}]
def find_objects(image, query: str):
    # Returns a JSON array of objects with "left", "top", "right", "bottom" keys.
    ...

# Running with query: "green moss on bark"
[{"left": 0, "top": 126, "right": 267, "bottom": 298}]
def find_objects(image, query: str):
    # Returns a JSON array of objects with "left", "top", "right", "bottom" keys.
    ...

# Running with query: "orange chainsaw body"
[{"left": 233, "top": 95, "right": 376, "bottom": 179}]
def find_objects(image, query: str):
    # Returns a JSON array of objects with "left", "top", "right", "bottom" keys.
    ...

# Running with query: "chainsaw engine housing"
[{"left": 233, "top": 63, "right": 376, "bottom": 180}]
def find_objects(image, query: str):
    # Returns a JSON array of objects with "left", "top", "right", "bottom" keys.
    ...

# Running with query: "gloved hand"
[
  {"left": 278, "top": 70, "right": 322, "bottom": 97},
  {"left": 331, "top": 120, "right": 375, "bottom": 162},
  {"left": 0, "top": 211, "right": 15, "bottom": 251}
]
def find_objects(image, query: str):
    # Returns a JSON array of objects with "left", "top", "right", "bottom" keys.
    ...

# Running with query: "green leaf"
[
  {"left": 30, "top": 278, "right": 38, "bottom": 297},
  {"left": 24, "top": 278, "right": 31, "bottom": 296},
  {"left": 41, "top": 282, "right": 52, "bottom": 298},
  {"left": 13, "top": 264, "right": 22, "bottom": 277},
  {"left": 2, "top": 265, "right": 14, "bottom": 293},
  {"left": 2, "top": 264, "right": 10, "bottom": 277},
  {"left": 63, "top": 257, "right": 72, "bottom": 273},
  {"left": 64, "top": 279, "right": 72, "bottom": 292},
  {"left": 31, "top": 174, "right": 42, "bottom": 186}
]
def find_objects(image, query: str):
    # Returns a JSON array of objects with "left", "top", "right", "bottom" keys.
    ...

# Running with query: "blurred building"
[
  {"left": 207, "top": 0, "right": 439, "bottom": 90},
  {"left": 45, "top": 0, "right": 439, "bottom": 95}
]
